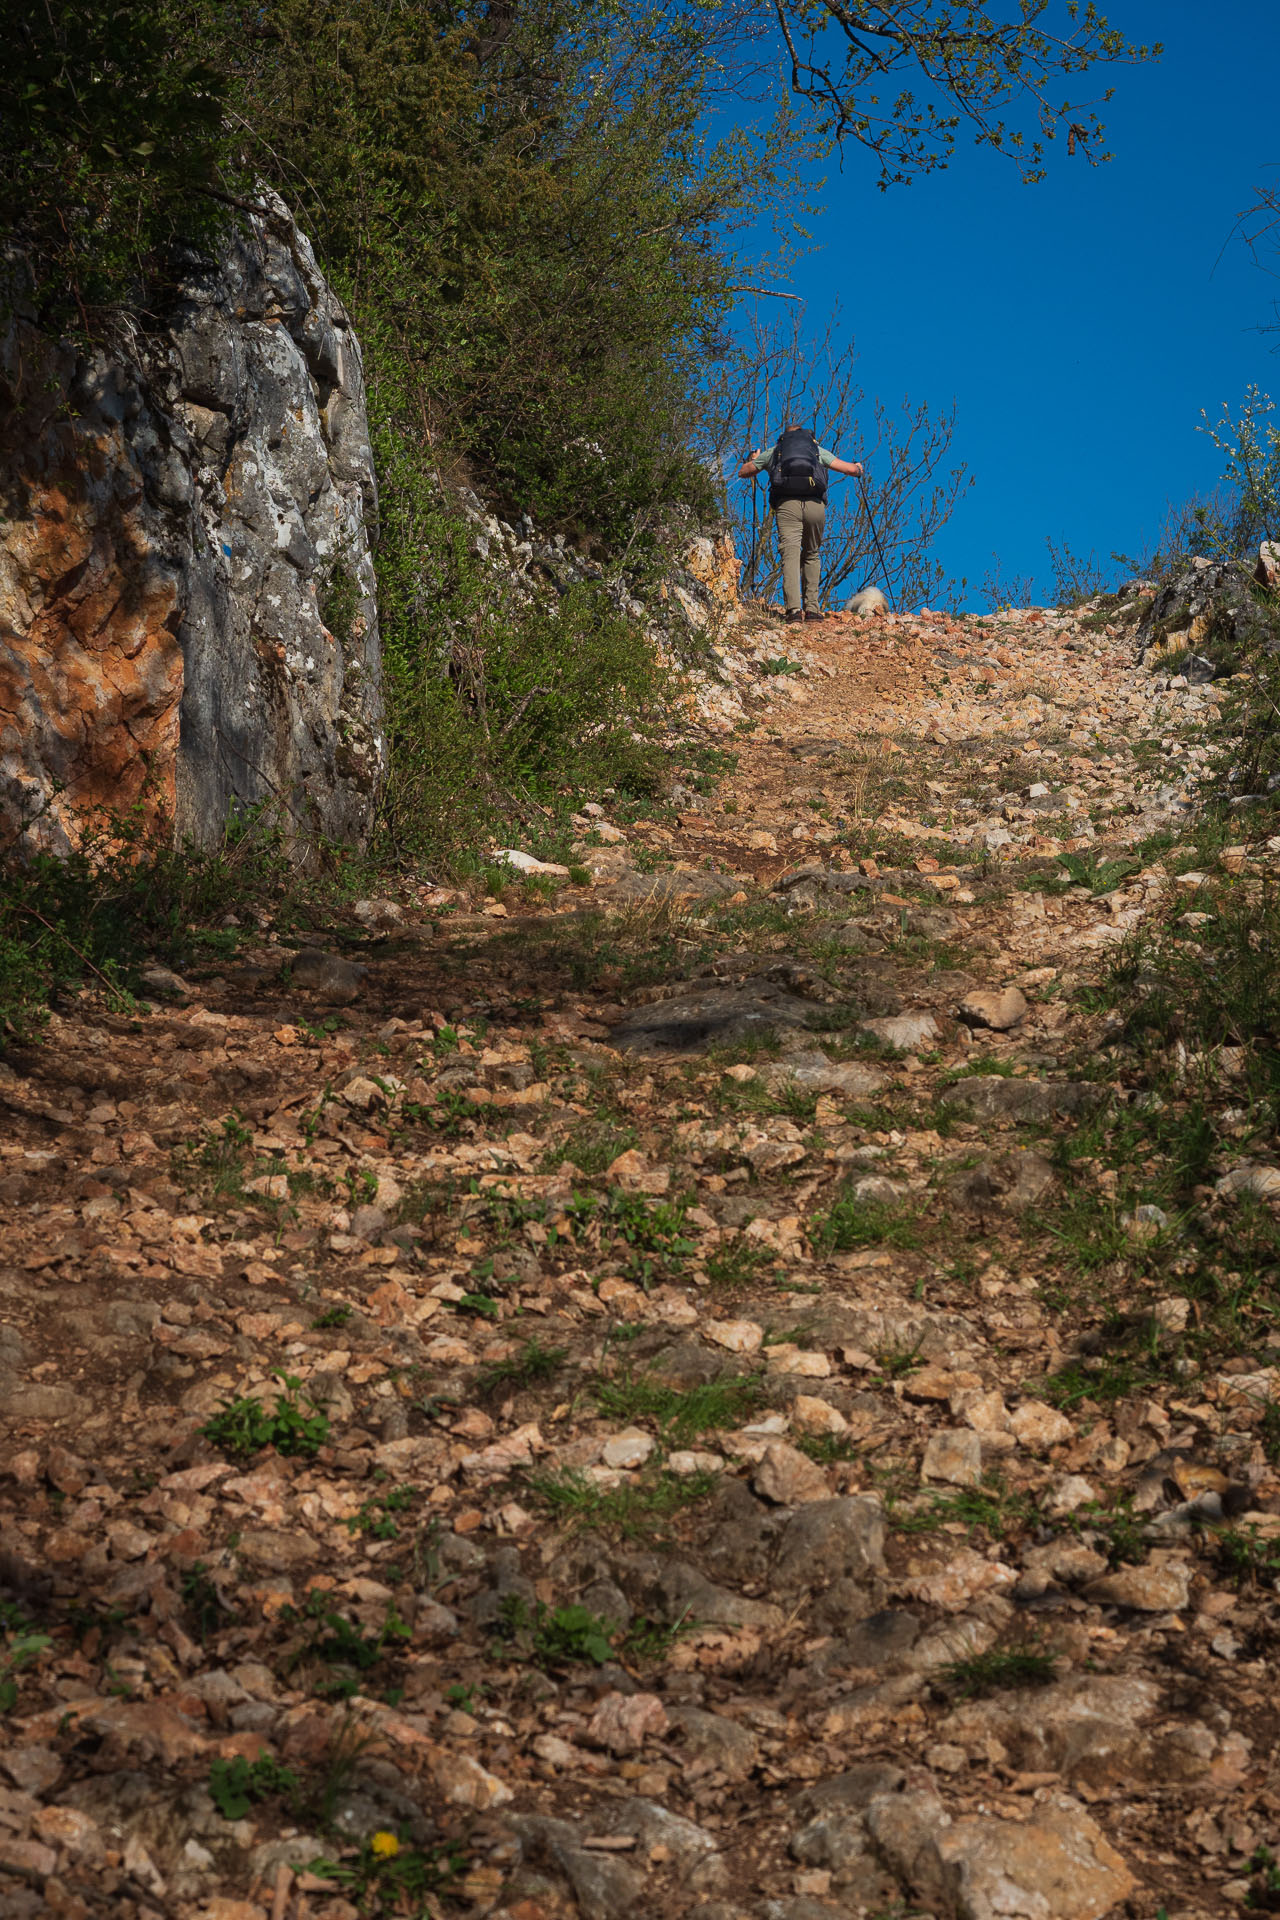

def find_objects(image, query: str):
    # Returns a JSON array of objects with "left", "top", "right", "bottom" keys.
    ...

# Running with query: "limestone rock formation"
[
  {"left": 0, "top": 190, "right": 383, "bottom": 859},
  {"left": 1135, "top": 552, "right": 1267, "bottom": 676}
]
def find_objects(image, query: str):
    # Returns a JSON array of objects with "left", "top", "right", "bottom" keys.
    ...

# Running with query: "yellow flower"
[{"left": 370, "top": 1831, "right": 400, "bottom": 1858}]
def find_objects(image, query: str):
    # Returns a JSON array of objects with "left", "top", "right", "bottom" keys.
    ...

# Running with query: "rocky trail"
[{"left": 3, "top": 590, "right": 1280, "bottom": 1920}]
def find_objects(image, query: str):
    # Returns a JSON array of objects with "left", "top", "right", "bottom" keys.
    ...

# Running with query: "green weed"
[
  {"left": 281, "top": 1592, "right": 411, "bottom": 1699},
  {"left": 939, "top": 1647, "right": 1055, "bottom": 1698},
  {"left": 621, "top": 1612, "right": 698, "bottom": 1662},
  {"left": 345, "top": 1486, "right": 414, "bottom": 1541},
  {"left": 491, "top": 1595, "right": 614, "bottom": 1668},
  {"left": 477, "top": 1337, "right": 568, "bottom": 1400},
  {"left": 0, "top": 1609, "right": 50, "bottom": 1714},
  {"left": 310, "top": 1833, "right": 467, "bottom": 1912},
  {"left": 796, "top": 1433, "right": 861, "bottom": 1465},
  {"left": 1213, "top": 1524, "right": 1280, "bottom": 1590},
  {"left": 594, "top": 1369, "right": 762, "bottom": 1443},
  {"left": 208, "top": 1752, "right": 298, "bottom": 1821},
  {"left": 526, "top": 1465, "right": 717, "bottom": 1539},
  {"left": 202, "top": 1371, "right": 331, "bottom": 1462},
  {"left": 809, "top": 1188, "right": 923, "bottom": 1255},
  {"left": 181, "top": 1562, "right": 238, "bottom": 1643},
  {"left": 704, "top": 1234, "right": 778, "bottom": 1289}
]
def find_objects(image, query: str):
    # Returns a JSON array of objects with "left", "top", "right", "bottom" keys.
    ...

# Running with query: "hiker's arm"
[
  {"left": 826, "top": 456, "right": 864, "bottom": 477},
  {"left": 738, "top": 457, "right": 762, "bottom": 478}
]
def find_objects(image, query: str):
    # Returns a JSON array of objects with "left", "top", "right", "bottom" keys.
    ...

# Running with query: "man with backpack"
[{"left": 738, "top": 425, "right": 864, "bottom": 622}]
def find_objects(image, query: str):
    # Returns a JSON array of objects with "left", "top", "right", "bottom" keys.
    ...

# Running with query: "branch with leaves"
[{"left": 750, "top": 0, "right": 1157, "bottom": 185}]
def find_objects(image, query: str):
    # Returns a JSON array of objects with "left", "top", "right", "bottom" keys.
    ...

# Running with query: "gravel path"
[{"left": 1, "top": 596, "right": 1276, "bottom": 1920}]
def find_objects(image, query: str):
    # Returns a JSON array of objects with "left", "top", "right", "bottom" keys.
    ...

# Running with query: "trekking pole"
[
  {"left": 858, "top": 473, "right": 896, "bottom": 611},
  {"left": 747, "top": 476, "right": 759, "bottom": 597}
]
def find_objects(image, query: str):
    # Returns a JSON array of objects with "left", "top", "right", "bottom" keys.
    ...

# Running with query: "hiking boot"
[
  {"left": 804, "top": 610, "right": 828, "bottom": 622},
  {"left": 784, "top": 609, "right": 804, "bottom": 623}
]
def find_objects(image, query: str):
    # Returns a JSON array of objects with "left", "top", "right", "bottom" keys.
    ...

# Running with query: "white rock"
[
  {"left": 667, "top": 1449, "right": 724, "bottom": 1476},
  {"left": 921, "top": 1429, "right": 983, "bottom": 1487},
  {"left": 765, "top": 1346, "right": 831, "bottom": 1377},
  {"left": 1043, "top": 1474, "right": 1098, "bottom": 1516},
  {"left": 493, "top": 848, "right": 571, "bottom": 877},
  {"left": 958, "top": 985, "right": 1028, "bottom": 1031},
  {"left": 790, "top": 1394, "right": 849, "bottom": 1436},
  {"left": 1217, "top": 1164, "right": 1280, "bottom": 1198},
  {"left": 602, "top": 1428, "right": 655, "bottom": 1470},
  {"left": 705, "top": 1319, "right": 763, "bottom": 1353},
  {"left": 860, "top": 1011, "right": 940, "bottom": 1051},
  {"left": 1009, "top": 1401, "right": 1073, "bottom": 1451}
]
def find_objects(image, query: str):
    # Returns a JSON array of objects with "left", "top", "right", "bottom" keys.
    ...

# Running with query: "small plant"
[
  {"left": 891, "top": 1480, "right": 1033, "bottom": 1541},
  {"left": 809, "top": 1188, "right": 923, "bottom": 1255},
  {"left": 939, "top": 1646, "right": 1056, "bottom": 1699},
  {"left": 0, "top": 1605, "right": 50, "bottom": 1713},
  {"left": 282, "top": 1592, "right": 411, "bottom": 1698},
  {"left": 477, "top": 1336, "right": 567, "bottom": 1399},
  {"left": 208, "top": 1751, "right": 298, "bottom": 1820},
  {"left": 313, "top": 1303, "right": 353, "bottom": 1330},
  {"left": 759, "top": 656, "right": 804, "bottom": 675},
  {"left": 298, "top": 1014, "right": 342, "bottom": 1046},
  {"left": 526, "top": 1464, "right": 716, "bottom": 1538},
  {"left": 346, "top": 1486, "right": 414, "bottom": 1541},
  {"left": 491, "top": 1594, "right": 614, "bottom": 1668},
  {"left": 549, "top": 1115, "right": 638, "bottom": 1176},
  {"left": 1214, "top": 1524, "right": 1280, "bottom": 1590},
  {"left": 705, "top": 1233, "right": 777, "bottom": 1289},
  {"left": 181, "top": 1562, "right": 238, "bottom": 1643},
  {"left": 594, "top": 1369, "right": 762, "bottom": 1443},
  {"left": 310, "top": 1831, "right": 467, "bottom": 1913},
  {"left": 1247, "top": 1844, "right": 1280, "bottom": 1908},
  {"left": 178, "top": 1111, "right": 254, "bottom": 1200},
  {"left": 202, "top": 1371, "right": 331, "bottom": 1462},
  {"left": 621, "top": 1611, "right": 697, "bottom": 1662},
  {"left": 797, "top": 1432, "right": 860, "bottom": 1465},
  {"left": 875, "top": 1338, "right": 924, "bottom": 1381}
]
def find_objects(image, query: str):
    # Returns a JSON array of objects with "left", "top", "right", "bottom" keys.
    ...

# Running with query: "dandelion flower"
[{"left": 370, "top": 1831, "right": 400, "bottom": 1858}]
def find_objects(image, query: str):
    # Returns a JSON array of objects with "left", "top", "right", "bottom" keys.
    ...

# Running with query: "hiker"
[{"left": 738, "top": 425, "right": 864, "bottom": 623}]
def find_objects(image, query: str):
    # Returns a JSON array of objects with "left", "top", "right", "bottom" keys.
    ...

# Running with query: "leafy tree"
[
  {"left": 3, "top": 0, "right": 233, "bottom": 331},
  {"left": 748, "top": 0, "right": 1159, "bottom": 185}
]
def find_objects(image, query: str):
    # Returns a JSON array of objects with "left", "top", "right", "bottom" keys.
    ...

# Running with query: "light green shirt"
[{"left": 752, "top": 442, "right": 837, "bottom": 470}]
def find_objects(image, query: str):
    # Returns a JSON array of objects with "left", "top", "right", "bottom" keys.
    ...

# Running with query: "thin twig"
[
  {"left": 495, "top": 686, "right": 553, "bottom": 741},
  {"left": 14, "top": 905, "right": 118, "bottom": 993}
]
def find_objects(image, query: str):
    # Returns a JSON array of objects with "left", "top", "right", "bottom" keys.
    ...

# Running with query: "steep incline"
[{"left": 1, "top": 598, "right": 1275, "bottom": 1920}]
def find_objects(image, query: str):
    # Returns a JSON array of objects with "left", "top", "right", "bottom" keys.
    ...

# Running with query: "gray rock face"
[
  {"left": 1, "top": 190, "right": 383, "bottom": 859},
  {"left": 1135, "top": 554, "right": 1265, "bottom": 675},
  {"left": 609, "top": 980, "right": 821, "bottom": 1055},
  {"left": 941, "top": 1076, "right": 1103, "bottom": 1122}
]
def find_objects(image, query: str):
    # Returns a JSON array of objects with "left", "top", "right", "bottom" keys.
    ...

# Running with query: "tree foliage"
[{"left": 749, "top": 0, "right": 1158, "bottom": 185}]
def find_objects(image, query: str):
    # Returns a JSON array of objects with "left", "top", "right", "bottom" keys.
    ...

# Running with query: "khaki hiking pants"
[{"left": 774, "top": 498, "right": 826, "bottom": 614}]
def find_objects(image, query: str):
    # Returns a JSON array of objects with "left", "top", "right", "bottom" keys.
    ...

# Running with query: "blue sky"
[{"left": 734, "top": 0, "right": 1280, "bottom": 606}]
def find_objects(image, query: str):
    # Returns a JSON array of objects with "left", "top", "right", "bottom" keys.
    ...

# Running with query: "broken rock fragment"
[
  {"left": 937, "top": 1795, "right": 1135, "bottom": 1920},
  {"left": 957, "top": 985, "right": 1028, "bottom": 1030},
  {"left": 290, "top": 947, "right": 367, "bottom": 1004}
]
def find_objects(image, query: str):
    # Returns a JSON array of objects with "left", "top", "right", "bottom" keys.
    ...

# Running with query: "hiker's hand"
[{"left": 849, "top": 462, "right": 864, "bottom": 478}]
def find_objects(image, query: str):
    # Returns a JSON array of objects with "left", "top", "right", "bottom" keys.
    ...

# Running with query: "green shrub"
[
  {"left": 208, "top": 1753, "right": 298, "bottom": 1821},
  {"left": 201, "top": 1371, "right": 331, "bottom": 1462},
  {"left": 0, "top": 804, "right": 287, "bottom": 1049}
]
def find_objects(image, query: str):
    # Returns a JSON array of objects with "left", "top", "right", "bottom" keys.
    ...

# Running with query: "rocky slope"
[
  {"left": 0, "top": 191, "right": 383, "bottom": 861},
  {"left": 2, "top": 596, "right": 1279, "bottom": 1920}
]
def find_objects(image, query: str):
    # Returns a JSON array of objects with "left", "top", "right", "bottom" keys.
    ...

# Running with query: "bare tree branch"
[{"left": 701, "top": 299, "right": 970, "bottom": 607}]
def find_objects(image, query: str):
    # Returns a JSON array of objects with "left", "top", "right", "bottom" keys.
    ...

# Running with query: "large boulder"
[
  {"left": 0, "top": 190, "right": 383, "bottom": 859},
  {"left": 1134, "top": 553, "right": 1271, "bottom": 676}
]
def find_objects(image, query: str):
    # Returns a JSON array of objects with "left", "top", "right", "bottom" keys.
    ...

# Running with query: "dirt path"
[{"left": 1, "top": 596, "right": 1275, "bottom": 1920}]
